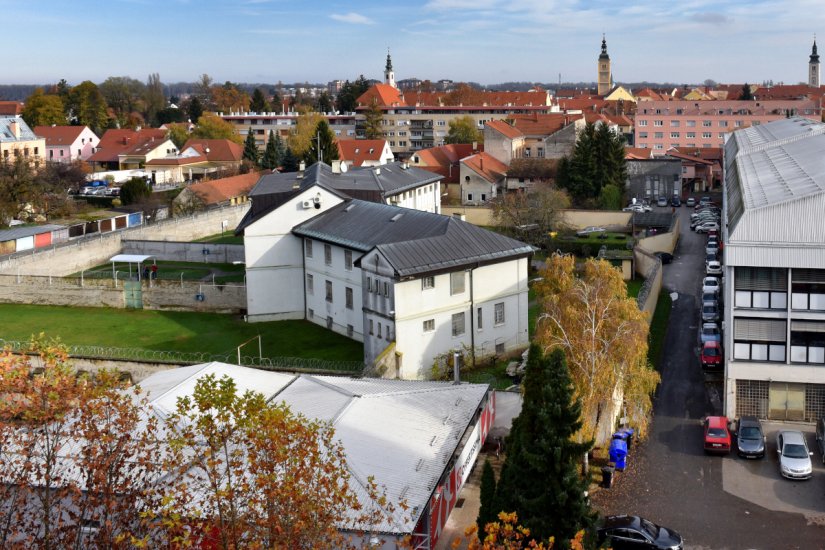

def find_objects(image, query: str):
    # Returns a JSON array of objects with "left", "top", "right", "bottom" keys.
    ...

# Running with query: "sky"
[{"left": 4, "top": 0, "right": 825, "bottom": 87}]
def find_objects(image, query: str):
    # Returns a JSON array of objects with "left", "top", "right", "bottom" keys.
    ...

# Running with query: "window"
[
  {"left": 437, "top": 120, "right": 446, "bottom": 126},
  {"left": 49, "top": 150, "right": 53, "bottom": 158},
  {"left": 452, "top": 312, "right": 466, "bottom": 336},
  {"left": 308, "top": 308, "right": 314, "bottom": 319},
  {"left": 367, "top": 277, "right": 372, "bottom": 292},
  {"left": 494, "top": 302, "right": 505, "bottom": 325},
  {"left": 344, "top": 250, "right": 352, "bottom": 271},
  {"left": 450, "top": 272, "right": 465, "bottom": 295},
  {"left": 481, "top": 193, "right": 487, "bottom": 201},
  {"left": 345, "top": 287, "right": 353, "bottom": 309},
  {"left": 305, "top": 239, "right": 313, "bottom": 258},
  {"left": 653, "top": 120, "right": 663, "bottom": 127},
  {"left": 369, "top": 319, "right": 374, "bottom": 335},
  {"left": 654, "top": 132, "right": 664, "bottom": 139},
  {"left": 790, "top": 321, "right": 825, "bottom": 363},
  {"left": 686, "top": 120, "right": 696, "bottom": 127},
  {"left": 326, "top": 316, "right": 333, "bottom": 329},
  {"left": 735, "top": 267, "right": 788, "bottom": 309},
  {"left": 325, "top": 280, "right": 333, "bottom": 302},
  {"left": 467, "top": 193, "right": 473, "bottom": 201},
  {"left": 703, "top": 120, "right": 712, "bottom": 127},
  {"left": 477, "top": 307, "right": 483, "bottom": 330},
  {"left": 638, "top": 132, "right": 648, "bottom": 139},
  {"left": 324, "top": 244, "right": 332, "bottom": 266},
  {"left": 422, "top": 276, "right": 435, "bottom": 289},
  {"left": 347, "top": 324, "right": 354, "bottom": 337},
  {"left": 374, "top": 279, "right": 380, "bottom": 294},
  {"left": 670, "top": 132, "right": 680, "bottom": 138},
  {"left": 719, "top": 120, "right": 728, "bottom": 127},
  {"left": 537, "top": 147, "right": 544, "bottom": 158},
  {"left": 702, "top": 132, "right": 712, "bottom": 139},
  {"left": 377, "top": 323, "right": 382, "bottom": 338},
  {"left": 670, "top": 120, "right": 680, "bottom": 127},
  {"left": 638, "top": 120, "right": 648, "bottom": 127},
  {"left": 423, "top": 319, "right": 435, "bottom": 332},
  {"left": 733, "top": 318, "right": 786, "bottom": 362},
  {"left": 383, "top": 282, "right": 389, "bottom": 297},
  {"left": 687, "top": 132, "right": 696, "bottom": 138},
  {"left": 306, "top": 274, "right": 314, "bottom": 294}
]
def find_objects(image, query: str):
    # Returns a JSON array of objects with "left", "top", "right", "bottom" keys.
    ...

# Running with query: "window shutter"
[
  {"left": 734, "top": 318, "right": 786, "bottom": 341},
  {"left": 792, "top": 268, "right": 825, "bottom": 283},
  {"left": 735, "top": 267, "right": 787, "bottom": 291},
  {"left": 791, "top": 321, "right": 825, "bottom": 333}
]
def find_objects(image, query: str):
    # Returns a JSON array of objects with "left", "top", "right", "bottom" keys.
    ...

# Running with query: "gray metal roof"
[
  {"left": 251, "top": 161, "right": 440, "bottom": 199},
  {"left": 0, "top": 116, "right": 38, "bottom": 142},
  {"left": 0, "top": 224, "right": 65, "bottom": 242},
  {"left": 293, "top": 200, "right": 534, "bottom": 277}
]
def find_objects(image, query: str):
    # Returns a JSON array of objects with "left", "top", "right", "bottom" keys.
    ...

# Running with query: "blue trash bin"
[
  {"left": 614, "top": 428, "right": 635, "bottom": 452},
  {"left": 609, "top": 438, "right": 628, "bottom": 471}
]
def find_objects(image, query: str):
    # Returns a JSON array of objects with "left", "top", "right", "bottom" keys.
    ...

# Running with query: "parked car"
[
  {"left": 686, "top": 197, "right": 696, "bottom": 207},
  {"left": 701, "top": 341, "right": 723, "bottom": 369},
  {"left": 576, "top": 226, "right": 606, "bottom": 237},
  {"left": 671, "top": 196, "right": 681, "bottom": 207},
  {"left": 702, "top": 277, "right": 721, "bottom": 294},
  {"left": 696, "top": 222, "right": 720, "bottom": 234},
  {"left": 706, "top": 260, "right": 722, "bottom": 275},
  {"left": 736, "top": 416, "right": 766, "bottom": 459},
  {"left": 706, "top": 252, "right": 717, "bottom": 265},
  {"left": 702, "top": 301, "right": 720, "bottom": 322},
  {"left": 776, "top": 430, "right": 813, "bottom": 480},
  {"left": 655, "top": 252, "right": 674, "bottom": 264},
  {"left": 624, "top": 203, "right": 652, "bottom": 213},
  {"left": 691, "top": 215, "right": 719, "bottom": 228},
  {"left": 106, "top": 186, "right": 121, "bottom": 197},
  {"left": 700, "top": 322, "right": 721, "bottom": 344},
  {"left": 706, "top": 243, "right": 720, "bottom": 257},
  {"left": 597, "top": 515, "right": 684, "bottom": 550},
  {"left": 703, "top": 415, "right": 732, "bottom": 453},
  {"left": 699, "top": 196, "right": 712, "bottom": 205},
  {"left": 816, "top": 417, "right": 825, "bottom": 464},
  {"left": 702, "top": 291, "right": 719, "bottom": 304},
  {"left": 656, "top": 196, "right": 669, "bottom": 207}
]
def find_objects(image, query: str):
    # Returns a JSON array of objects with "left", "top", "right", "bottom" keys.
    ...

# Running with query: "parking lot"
[{"left": 592, "top": 197, "right": 825, "bottom": 549}]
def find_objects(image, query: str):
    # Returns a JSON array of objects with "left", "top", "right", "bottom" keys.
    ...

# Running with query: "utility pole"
[{"left": 317, "top": 131, "right": 322, "bottom": 164}]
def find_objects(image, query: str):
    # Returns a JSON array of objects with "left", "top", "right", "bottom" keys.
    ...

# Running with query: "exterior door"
[
  {"left": 769, "top": 383, "right": 805, "bottom": 421},
  {"left": 124, "top": 281, "right": 143, "bottom": 309}
]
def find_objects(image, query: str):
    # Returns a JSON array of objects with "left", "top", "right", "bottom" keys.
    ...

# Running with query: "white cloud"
[{"left": 330, "top": 12, "right": 375, "bottom": 25}]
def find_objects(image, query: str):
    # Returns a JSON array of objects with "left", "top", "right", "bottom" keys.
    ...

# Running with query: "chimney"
[
  {"left": 479, "top": 156, "right": 483, "bottom": 170},
  {"left": 472, "top": 140, "right": 478, "bottom": 153},
  {"left": 299, "top": 161, "right": 306, "bottom": 172},
  {"left": 374, "top": 167, "right": 381, "bottom": 176},
  {"left": 453, "top": 350, "right": 461, "bottom": 385},
  {"left": 331, "top": 159, "right": 343, "bottom": 173},
  {"left": 8, "top": 119, "right": 19, "bottom": 139}
]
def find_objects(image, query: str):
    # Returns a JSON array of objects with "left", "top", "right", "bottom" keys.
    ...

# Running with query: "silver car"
[{"left": 776, "top": 430, "right": 813, "bottom": 480}]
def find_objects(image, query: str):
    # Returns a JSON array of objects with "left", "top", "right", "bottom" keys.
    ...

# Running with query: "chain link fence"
[{"left": 0, "top": 339, "right": 364, "bottom": 375}]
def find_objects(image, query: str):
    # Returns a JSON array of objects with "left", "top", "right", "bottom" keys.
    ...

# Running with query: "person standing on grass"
[
  {"left": 151, "top": 264, "right": 158, "bottom": 280},
  {"left": 143, "top": 266, "right": 149, "bottom": 281}
]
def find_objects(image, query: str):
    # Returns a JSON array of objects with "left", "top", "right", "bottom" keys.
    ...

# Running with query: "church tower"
[
  {"left": 810, "top": 38, "right": 820, "bottom": 88},
  {"left": 384, "top": 50, "right": 396, "bottom": 88},
  {"left": 597, "top": 35, "right": 612, "bottom": 96}
]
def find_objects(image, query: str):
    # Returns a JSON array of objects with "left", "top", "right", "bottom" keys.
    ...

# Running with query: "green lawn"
[
  {"left": 0, "top": 304, "right": 362, "bottom": 362},
  {"left": 74, "top": 260, "right": 246, "bottom": 283},
  {"left": 648, "top": 290, "right": 673, "bottom": 369},
  {"left": 625, "top": 279, "right": 644, "bottom": 299},
  {"left": 194, "top": 233, "right": 245, "bottom": 245}
]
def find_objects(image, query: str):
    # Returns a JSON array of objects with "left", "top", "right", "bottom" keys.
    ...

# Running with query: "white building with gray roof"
[
  {"left": 723, "top": 117, "right": 825, "bottom": 421},
  {"left": 238, "top": 163, "right": 533, "bottom": 379}
]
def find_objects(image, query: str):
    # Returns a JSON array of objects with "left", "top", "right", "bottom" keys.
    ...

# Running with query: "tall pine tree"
[
  {"left": 250, "top": 88, "right": 270, "bottom": 113},
  {"left": 281, "top": 147, "right": 301, "bottom": 172},
  {"left": 261, "top": 130, "right": 282, "bottom": 170},
  {"left": 494, "top": 345, "right": 595, "bottom": 547},
  {"left": 303, "top": 120, "right": 339, "bottom": 165},
  {"left": 243, "top": 131, "right": 260, "bottom": 165},
  {"left": 477, "top": 459, "right": 498, "bottom": 541}
]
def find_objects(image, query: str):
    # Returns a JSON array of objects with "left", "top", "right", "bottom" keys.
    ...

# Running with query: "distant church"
[
  {"left": 597, "top": 35, "right": 612, "bottom": 95},
  {"left": 810, "top": 38, "right": 820, "bottom": 87}
]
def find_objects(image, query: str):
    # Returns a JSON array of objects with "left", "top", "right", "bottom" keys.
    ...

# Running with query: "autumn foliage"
[{"left": 457, "top": 512, "right": 586, "bottom": 550}]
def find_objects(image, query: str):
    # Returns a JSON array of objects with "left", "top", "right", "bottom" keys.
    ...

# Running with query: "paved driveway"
[{"left": 592, "top": 199, "right": 825, "bottom": 549}]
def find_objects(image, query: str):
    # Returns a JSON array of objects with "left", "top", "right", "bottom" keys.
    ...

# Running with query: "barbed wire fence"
[{"left": 0, "top": 339, "right": 365, "bottom": 375}]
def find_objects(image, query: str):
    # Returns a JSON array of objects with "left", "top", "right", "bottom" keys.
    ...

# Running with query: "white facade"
[
  {"left": 460, "top": 165, "right": 499, "bottom": 206},
  {"left": 244, "top": 188, "right": 345, "bottom": 321},
  {"left": 43, "top": 126, "right": 99, "bottom": 163},
  {"left": 386, "top": 180, "right": 441, "bottom": 214}
]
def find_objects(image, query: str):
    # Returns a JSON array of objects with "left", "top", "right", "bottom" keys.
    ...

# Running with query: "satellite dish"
[{"left": 340, "top": 162, "right": 348, "bottom": 173}]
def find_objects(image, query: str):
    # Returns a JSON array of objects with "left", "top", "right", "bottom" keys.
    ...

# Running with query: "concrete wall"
[
  {"left": 0, "top": 204, "right": 249, "bottom": 277},
  {"left": 560, "top": 209, "right": 632, "bottom": 230},
  {"left": 440, "top": 206, "right": 495, "bottom": 226},
  {"left": 634, "top": 249, "right": 663, "bottom": 319},
  {"left": 121, "top": 240, "right": 244, "bottom": 264},
  {"left": 636, "top": 216, "right": 681, "bottom": 255}
]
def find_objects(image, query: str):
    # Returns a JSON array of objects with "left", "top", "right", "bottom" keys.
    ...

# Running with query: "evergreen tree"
[
  {"left": 188, "top": 96, "right": 204, "bottom": 123},
  {"left": 494, "top": 345, "right": 595, "bottom": 547},
  {"left": 251, "top": 88, "right": 270, "bottom": 113},
  {"left": 741, "top": 83, "right": 754, "bottom": 101},
  {"left": 303, "top": 120, "right": 339, "bottom": 165},
  {"left": 281, "top": 147, "right": 301, "bottom": 172},
  {"left": 557, "top": 122, "right": 626, "bottom": 207},
  {"left": 476, "top": 459, "right": 498, "bottom": 541},
  {"left": 261, "top": 130, "right": 282, "bottom": 170},
  {"left": 363, "top": 99, "right": 384, "bottom": 139},
  {"left": 243, "top": 131, "right": 260, "bottom": 165},
  {"left": 316, "top": 91, "right": 333, "bottom": 114}
]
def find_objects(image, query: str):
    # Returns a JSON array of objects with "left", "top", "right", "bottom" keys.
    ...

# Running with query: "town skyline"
[{"left": 4, "top": 0, "right": 825, "bottom": 87}]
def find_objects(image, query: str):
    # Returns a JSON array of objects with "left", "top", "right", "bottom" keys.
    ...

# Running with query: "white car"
[
  {"left": 702, "top": 277, "right": 720, "bottom": 294},
  {"left": 576, "top": 226, "right": 606, "bottom": 237},
  {"left": 696, "top": 222, "right": 719, "bottom": 234},
  {"left": 623, "top": 203, "right": 652, "bottom": 213},
  {"left": 706, "top": 260, "right": 722, "bottom": 275},
  {"left": 776, "top": 430, "right": 813, "bottom": 480}
]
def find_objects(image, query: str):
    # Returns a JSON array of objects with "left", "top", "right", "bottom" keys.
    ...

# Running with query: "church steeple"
[
  {"left": 597, "top": 34, "right": 612, "bottom": 95},
  {"left": 384, "top": 49, "right": 396, "bottom": 88},
  {"left": 810, "top": 37, "right": 820, "bottom": 88}
]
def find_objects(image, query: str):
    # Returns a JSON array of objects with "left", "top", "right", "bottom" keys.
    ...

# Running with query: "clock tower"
[
  {"left": 597, "top": 35, "right": 612, "bottom": 96},
  {"left": 810, "top": 38, "right": 820, "bottom": 88},
  {"left": 384, "top": 49, "right": 396, "bottom": 89}
]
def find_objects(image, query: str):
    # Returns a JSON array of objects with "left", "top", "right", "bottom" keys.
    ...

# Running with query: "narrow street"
[{"left": 592, "top": 202, "right": 825, "bottom": 549}]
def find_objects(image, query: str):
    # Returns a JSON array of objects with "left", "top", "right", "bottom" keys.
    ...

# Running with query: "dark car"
[
  {"left": 671, "top": 196, "right": 681, "bottom": 207},
  {"left": 655, "top": 252, "right": 674, "bottom": 264},
  {"left": 598, "top": 515, "right": 684, "bottom": 550},
  {"left": 736, "top": 416, "right": 766, "bottom": 459}
]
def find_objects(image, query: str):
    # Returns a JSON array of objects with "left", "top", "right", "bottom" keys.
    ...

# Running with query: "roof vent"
[
  {"left": 390, "top": 213, "right": 404, "bottom": 222},
  {"left": 344, "top": 203, "right": 355, "bottom": 212},
  {"left": 374, "top": 167, "right": 381, "bottom": 176}
]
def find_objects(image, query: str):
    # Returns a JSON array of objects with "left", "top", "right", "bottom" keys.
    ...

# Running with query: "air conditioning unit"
[{"left": 301, "top": 200, "right": 313, "bottom": 209}]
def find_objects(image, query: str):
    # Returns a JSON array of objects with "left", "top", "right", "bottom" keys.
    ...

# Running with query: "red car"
[
  {"left": 701, "top": 341, "right": 722, "bottom": 370},
  {"left": 704, "top": 416, "right": 732, "bottom": 454}
]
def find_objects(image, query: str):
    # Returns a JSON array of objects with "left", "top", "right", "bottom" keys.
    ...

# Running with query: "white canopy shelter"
[{"left": 108, "top": 254, "right": 156, "bottom": 280}]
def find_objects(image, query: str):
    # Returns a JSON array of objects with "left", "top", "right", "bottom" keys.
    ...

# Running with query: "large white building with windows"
[
  {"left": 238, "top": 162, "right": 533, "bottom": 379},
  {"left": 723, "top": 117, "right": 825, "bottom": 421}
]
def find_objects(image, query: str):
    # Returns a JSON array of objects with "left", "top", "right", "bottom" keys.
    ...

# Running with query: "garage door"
[{"left": 769, "top": 382, "right": 805, "bottom": 421}]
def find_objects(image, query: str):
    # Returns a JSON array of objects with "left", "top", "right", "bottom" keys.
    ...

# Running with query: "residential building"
[
  {"left": 237, "top": 168, "right": 531, "bottom": 379},
  {"left": 34, "top": 125, "right": 99, "bottom": 163},
  {"left": 459, "top": 152, "right": 507, "bottom": 205},
  {"left": 173, "top": 171, "right": 261, "bottom": 212},
  {"left": 336, "top": 139, "right": 394, "bottom": 167},
  {"left": 87, "top": 128, "right": 168, "bottom": 171},
  {"left": 625, "top": 157, "right": 681, "bottom": 201},
  {"left": 0, "top": 117, "right": 46, "bottom": 165},
  {"left": 0, "top": 101, "right": 23, "bottom": 116},
  {"left": 722, "top": 117, "right": 825, "bottom": 422},
  {"left": 597, "top": 35, "right": 612, "bottom": 96},
  {"left": 633, "top": 99, "right": 821, "bottom": 152},
  {"left": 484, "top": 120, "right": 525, "bottom": 165},
  {"left": 810, "top": 39, "right": 820, "bottom": 88},
  {"left": 146, "top": 138, "right": 244, "bottom": 183},
  {"left": 408, "top": 143, "right": 478, "bottom": 201},
  {"left": 665, "top": 147, "right": 722, "bottom": 191},
  {"left": 220, "top": 112, "right": 358, "bottom": 146},
  {"left": 503, "top": 158, "right": 557, "bottom": 193},
  {"left": 509, "top": 113, "right": 584, "bottom": 159}
]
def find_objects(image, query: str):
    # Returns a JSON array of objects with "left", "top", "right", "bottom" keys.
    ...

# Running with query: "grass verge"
[{"left": 647, "top": 290, "right": 673, "bottom": 369}]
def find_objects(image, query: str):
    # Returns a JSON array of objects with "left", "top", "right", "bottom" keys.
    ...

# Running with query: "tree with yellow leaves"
[{"left": 534, "top": 254, "right": 660, "bottom": 468}]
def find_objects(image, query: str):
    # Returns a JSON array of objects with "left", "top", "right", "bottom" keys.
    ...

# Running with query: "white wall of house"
[
  {"left": 244, "top": 187, "right": 345, "bottom": 321},
  {"left": 304, "top": 240, "right": 365, "bottom": 341},
  {"left": 460, "top": 164, "right": 498, "bottom": 206},
  {"left": 46, "top": 127, "right": 99, "bottom": 163},
  {"left": 386, "top": 181, "right": 441, "bottom": 214}
]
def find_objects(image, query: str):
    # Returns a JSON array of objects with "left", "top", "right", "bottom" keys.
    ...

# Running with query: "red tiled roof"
[
  {"left": 604, "top": 114, "right": 633, "bottom": 127},
  {"left": 753, "top": 84, "right": 825, "bottom": 101},
  {"left": 336, "top": 139, "right": 389, "bottom": 166},
  {"left": 34, "top": 125, "right": 93, "bottom": 146},
  {"left": 356, "top": 84, "right": 406, "bottom": 108},
  {"left": 625, "top": 147, "right": 653, "bottom": 160},
  {"left": 462, "top": 152, "right": 507, "bottom": 183},
  {"left": 509, "top": 113, "right": 579, "bottom": 136},
  {"left": 87, "top": 128, "right": 167, "bottom": 162},
  {"left": 185, "top": 171, "right": 262, "bottom": 205},
  {"left": 413, "top": 143, "right": 478, "bottom": 184},
  {"left": 0, "top": 101, "right": 23, "bottom": 115},
  {"left": 181, "top": 139, "right": 243, "bottom": 162},
  {"left": 557, "top": 98, "right": 608, "bottom": 112},
  {"left": 669, "top": 147, "right": 723, "bottom": 163},
  {"left": 486, "top": 119, "right": 523, "bottom": 140}
]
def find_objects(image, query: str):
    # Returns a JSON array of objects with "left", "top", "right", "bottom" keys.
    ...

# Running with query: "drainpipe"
[{"left": 469, "top": 267, "right": 476, "bottom": 367}]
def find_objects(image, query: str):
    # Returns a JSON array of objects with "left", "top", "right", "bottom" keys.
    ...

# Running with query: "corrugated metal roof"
[
  {"left": 293, "top": 199, "right": 533, "bottom": 276},
  {"left": 0, "top": 224, "right": 65, "bottom": 242},
  {"left": 137, "top": 363, "right": 489, "bottom": 535}
]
